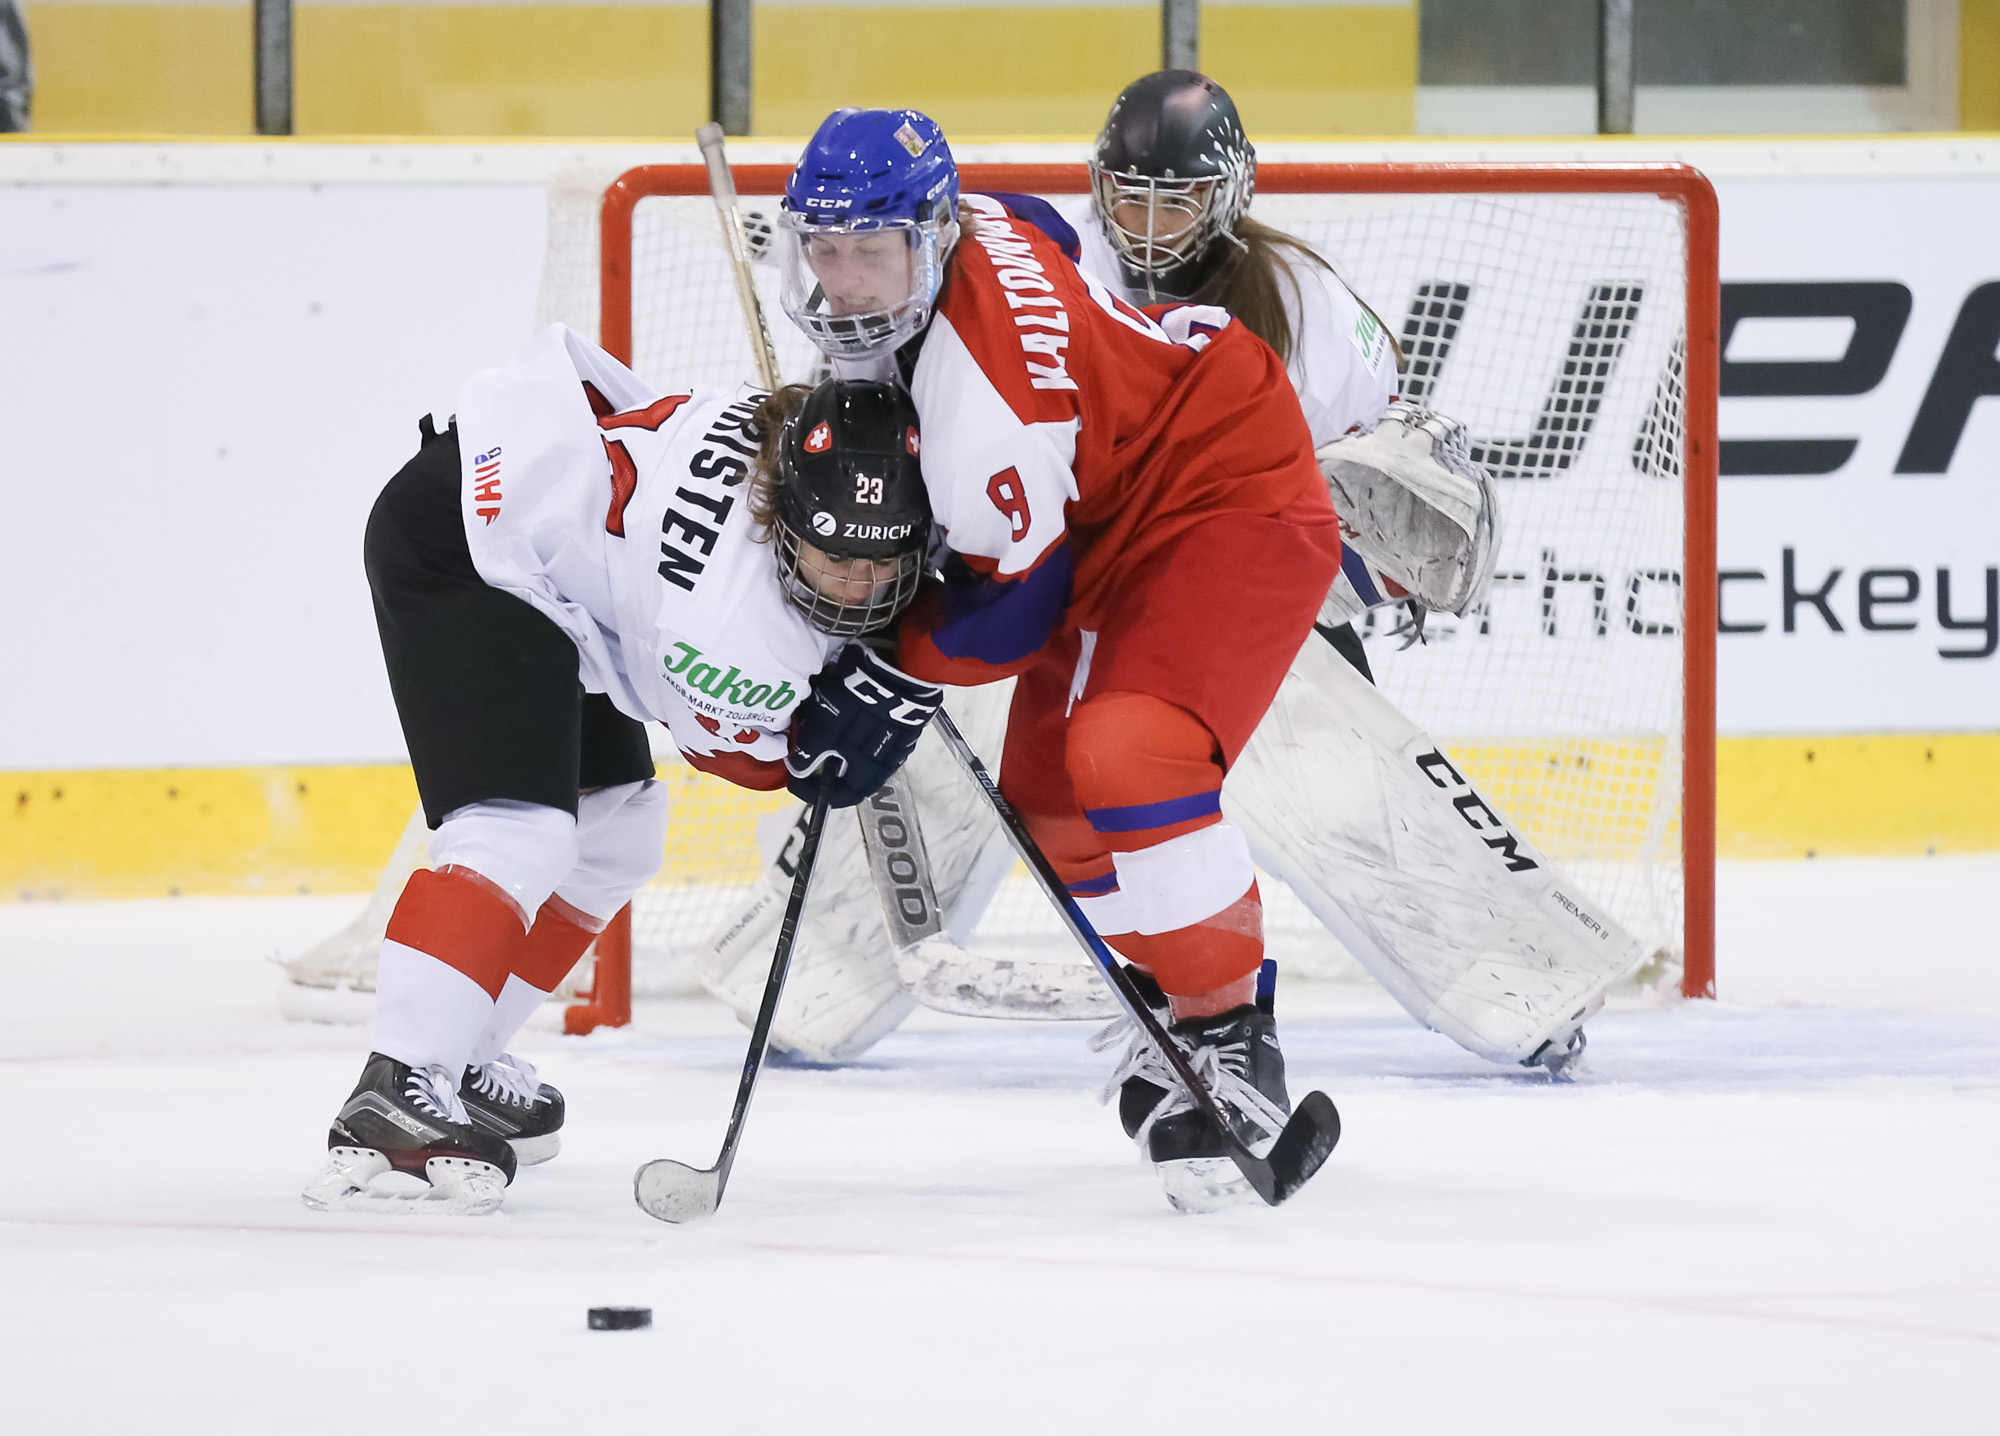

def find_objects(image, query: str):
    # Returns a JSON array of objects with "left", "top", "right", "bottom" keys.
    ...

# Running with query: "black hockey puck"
[{"left": 588, "top": 1306, "right": 652, "bottom": 1331}]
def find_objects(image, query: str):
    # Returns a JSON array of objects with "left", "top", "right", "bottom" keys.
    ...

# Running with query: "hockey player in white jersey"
[{"left": 303, "top": 330, "right": 942, "bottom": 1214}]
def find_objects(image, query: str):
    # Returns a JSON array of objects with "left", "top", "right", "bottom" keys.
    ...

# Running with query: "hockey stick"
[
  {"left": 694, "top": 124, "right": 980, "bottom": 1011},
  {"left": 695, "top": 121, "right": 783, "bottom": 393},
  {"left": 929, "top": 711, "right": 1342, "bottom": 1207},
  {"left": 634, "top": 787, "right": 832, "bottom": 1222}
]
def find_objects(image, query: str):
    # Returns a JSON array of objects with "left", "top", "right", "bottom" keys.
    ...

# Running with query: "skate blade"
[
  {"left": 1156, "top": 1156, "right": 1262, "bottom": 1215},
  {"left": 509, "top": 1132, "right": 561, "bottom": 1167},
  {"left": 634, "top": 1159, "right": 720, "bottom": 1223},
  {"left": 301, "top": 1146, "right": 508, "bottom": 1216}
]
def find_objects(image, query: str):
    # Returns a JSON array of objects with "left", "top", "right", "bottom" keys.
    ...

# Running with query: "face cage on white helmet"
[
  {"left": 778, "top": 213, "right": 955, "bottom": 360},
  {"left": 774, "top": 520, "right": 927, "bottom": 637},
  {"left": 1088, "top": 164, "right": 1247, "bottom": 298}
]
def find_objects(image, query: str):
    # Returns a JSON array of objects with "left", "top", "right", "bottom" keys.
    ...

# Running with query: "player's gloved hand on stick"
[{"left": 785, "top": 644, "right": 944, "bottom": 809}]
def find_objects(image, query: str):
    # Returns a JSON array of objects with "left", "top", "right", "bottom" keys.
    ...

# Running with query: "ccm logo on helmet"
[
  {"left": 805, "top": 422, "right": 832, "bottom": 453},
  {"left": 802, "top": 197, "right": 852, "bottom": 210}
]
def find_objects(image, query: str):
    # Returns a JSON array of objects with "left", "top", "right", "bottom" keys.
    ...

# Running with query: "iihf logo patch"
[
  {"left": 812, "top": 511, "right": 838, "bottom": 537},
  {"left": 805, "top": 421, "right": 831, "bottom": 454},
  {"left": 904, "top": 426, "right": 921, "bottom": 456}
]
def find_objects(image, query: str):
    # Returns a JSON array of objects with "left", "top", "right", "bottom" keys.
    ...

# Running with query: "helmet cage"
[
  {"left": 778, "top": 212, "right": 955, "bottom": 360},
  {"left": 1089, "top": 158, "right": 1252, "bottom": 299},
  {"left": 773, "top": 520, "right": 927, "bottom": 636}
]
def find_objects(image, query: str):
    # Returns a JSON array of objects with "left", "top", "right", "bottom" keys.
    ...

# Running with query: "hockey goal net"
[{"left": 283, "top": 160, "right": 1715, "bottom": 1028}]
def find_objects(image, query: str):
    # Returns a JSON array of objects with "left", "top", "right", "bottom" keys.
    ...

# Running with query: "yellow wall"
[
  {"left": 1966, "top": 0, "right": 2000, "bottom": 131},
  {"left": 1715, "top": 733, "right": 2000, "bottom": 860},
  {"left": 8, "top": 733, "right": 1996, "bottom": 899},
  {"left": 1205, "top": 4, "right": 1416, "bottom": 135},
  {"left": 754, "top": 7, "right": 1152, "bottom": 138},
  {"left": 20, "top": 2, "right": 1417, "bottom": 137},
  {"left": 25, "top": 4, "right": 253, "bottom": 134},
  {"left": 295, "top": 6, "right": 709, "bottom": 137}
]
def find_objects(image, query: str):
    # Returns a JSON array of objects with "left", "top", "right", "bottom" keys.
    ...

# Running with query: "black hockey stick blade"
[
  {"left": 634, "top": 788, "right": 832, "bottom": 1224},
  {"left": 1254, "top": 1090, "right": 1342, "bottom": 1206}
]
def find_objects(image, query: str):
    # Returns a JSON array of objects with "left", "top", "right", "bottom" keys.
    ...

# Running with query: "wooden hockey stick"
[
  {"left": 695, "top": 121, "right": 783, "bottom": 393},
  {"left": 930, "top": 711, "right": 1342, "bottom": 1207},
  {"left": 634, "top": 788, "right": 832, "bottom": 1222}
]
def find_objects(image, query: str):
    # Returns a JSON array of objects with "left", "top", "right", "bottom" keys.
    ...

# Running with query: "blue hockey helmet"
[{"left": 780, "top": 109, "right": 962, "bottom": 359}]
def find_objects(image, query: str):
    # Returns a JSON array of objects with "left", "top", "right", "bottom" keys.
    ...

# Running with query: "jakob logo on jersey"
[
  {"left": 805, "top": 421, "right": 832, "bottom": 454},
  {"left": 663, "top": 641, "right": 798, "bottom": 717}
]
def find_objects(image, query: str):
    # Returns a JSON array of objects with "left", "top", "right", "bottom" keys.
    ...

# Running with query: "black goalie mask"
[
  {"left": 773, "top": 379, "right": 931, "bottom": 637},
  {"left": 1089, "top": 69, "right": 1257, "bottom": 302}
]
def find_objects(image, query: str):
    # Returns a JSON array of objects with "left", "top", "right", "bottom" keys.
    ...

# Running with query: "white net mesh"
[
  {"left": 1270, "top": 191, "right": 1689, "bottom": 967},
  {"left": 292, "top": 168, "right": 1691, "bottom": 1016},
  {"left": 585, "top": 173, "right": 1693, "bottom": 984}
]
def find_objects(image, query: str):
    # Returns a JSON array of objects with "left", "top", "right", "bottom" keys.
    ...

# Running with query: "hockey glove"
[{"left": 785, "top": 644, "right": 944, "bottom": 809}]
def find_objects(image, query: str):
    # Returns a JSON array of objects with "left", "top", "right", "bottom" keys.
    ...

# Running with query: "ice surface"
[{"left": 2, "top": 857, "right": 1997, "bottom": 1433}]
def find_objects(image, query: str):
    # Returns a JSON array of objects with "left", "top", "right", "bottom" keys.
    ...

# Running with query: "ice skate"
[
  {"left": 1088, "top": 966, "right": 1174, "bottom": 1138},
  {"left": 461, "top": 1053, "right": 565, "bottom": 1165},
  {"left": 1119, "top": 1001, "right": 1293, "bottom": 1215},
  {"left": 1524, "top": 1026, "right": 1589, "bottom": 1081},
  {"left": 302, "top": 1053, "right": 517, "bottom": 1215},
  {"left": 1092, "top": 960, "right": 1281, "bottom": 1151}
]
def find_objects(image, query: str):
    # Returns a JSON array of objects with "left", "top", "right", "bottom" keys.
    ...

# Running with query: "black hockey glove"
[{"left": 785, "top": 645, "right": 944, "bottom": 809}]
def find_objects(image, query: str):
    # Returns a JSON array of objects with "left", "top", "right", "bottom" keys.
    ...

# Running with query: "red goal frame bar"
[{"left": 591, "top": 162, "right": 1719, "bottom": 1013}]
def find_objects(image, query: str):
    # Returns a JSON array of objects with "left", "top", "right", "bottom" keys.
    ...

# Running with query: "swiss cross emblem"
[
  {"left": 805, "top": 421, "right": 831, "bottom": 454},
  {"left": 905, "top": 426, "right": 921, "bottom": 456}
]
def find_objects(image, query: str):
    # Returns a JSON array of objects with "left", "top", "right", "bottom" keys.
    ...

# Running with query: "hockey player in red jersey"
[
  {"left": 303, "top": 338, "right": 942, "bottom": 1214},
  {"left": 779, "top": 108, "right": 1343, "bottom": 1211}
]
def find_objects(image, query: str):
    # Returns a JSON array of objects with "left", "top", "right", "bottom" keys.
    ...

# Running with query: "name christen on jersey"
[
  {"left": 974, "top": 212, "right": 1078, "bottom": 392},
  {"left": 658, "top": 398, "right": 761, "bottom": 593},
  {"left": 663, "top": 640, "right": 799, "bottom": 719},
  {"left": 473, "top": 447, "right": 503, "bottom": 525}
]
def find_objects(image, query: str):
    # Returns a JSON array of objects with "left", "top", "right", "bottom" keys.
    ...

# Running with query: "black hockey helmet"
[
  {"left": 773, "top": 379, "right": 931, "bottom": 636},
  {"left": 1090, "top": 70, "right": 1257, "bottom": 300}
]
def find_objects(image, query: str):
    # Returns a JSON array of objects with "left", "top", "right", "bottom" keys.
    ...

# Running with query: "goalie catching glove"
[
  {"left": 1316, "top": 401, "right": 1499, "bottom": 620},
  {"left": 785, "top": 644, "right": 944, "bottom": 808}
]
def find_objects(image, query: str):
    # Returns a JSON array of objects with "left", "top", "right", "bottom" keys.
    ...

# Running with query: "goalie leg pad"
[{"left": 1223, "top": 637, "right": 1645, "bottom": 1065}]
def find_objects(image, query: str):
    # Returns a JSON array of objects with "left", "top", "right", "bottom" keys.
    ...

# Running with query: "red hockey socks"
[
  {"left": 1106, "top": 882, "right": 1266, "bottom": 999},
  {"left": 466, "top": 897, "right": 605, "bottom": 1069},
  {"left": 1062, "top": 693, "right": 1266, "bottom": 999},
  {"left": 373, "top": 865, "right": 533, "bottom": 1076}
]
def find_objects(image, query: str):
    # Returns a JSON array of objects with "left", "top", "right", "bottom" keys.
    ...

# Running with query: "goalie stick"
[
  {"left": 635, "top": 787, "right": 832, "bottom": 1222},
  {"left": 930, "top": 711, "right": 1342, "bottom": 1208}
]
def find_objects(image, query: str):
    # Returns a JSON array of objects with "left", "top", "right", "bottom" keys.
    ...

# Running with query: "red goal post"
[{"left": 591, "top": 160, "right": 1719, "bottom": 1006}]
